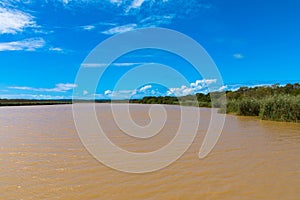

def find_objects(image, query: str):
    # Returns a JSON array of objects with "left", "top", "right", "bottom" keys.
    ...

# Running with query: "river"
[{"left": 0, "top": 104, "right": 299, "bottom": 199}]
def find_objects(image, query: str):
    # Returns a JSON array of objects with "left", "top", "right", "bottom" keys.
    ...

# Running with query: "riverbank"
[
  {"left": 1, "top": 83, "right": 299, "bottom": 122},
  {"left": 137, "top": 83, "right": 300, "bottom": 123}
]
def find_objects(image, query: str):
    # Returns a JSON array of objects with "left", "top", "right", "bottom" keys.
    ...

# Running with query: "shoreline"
[{"left": 1, "top": 101, "right": 299, "bottom": 124}]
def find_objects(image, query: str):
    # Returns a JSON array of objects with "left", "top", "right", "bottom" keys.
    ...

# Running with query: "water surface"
[{"left": 0, "top": 104, "right": 299, "bottom": 199}]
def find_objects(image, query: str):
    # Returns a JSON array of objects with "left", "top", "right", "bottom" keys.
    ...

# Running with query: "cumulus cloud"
[
  {"left": 0, "top": 7, "right": 36, "bottom": 34},
  {"left": 167, "top": 79, "right": 217, "bottom": 96},
  {"left": 104, "top": 90, "right": 112, "bottom": 95},
  {"left": 9, "top": 83, "right": 77, "bottom": 92},
  {"left": 0, "top": 38, "right": 45, "bottom": 51},
  {"left": 102, "top": 84, "right": 154, "bottom": 99},
  {"left": 103, "top": 89, "right": 137, "bottom": 99},
  {"left": 100, "top": 79, "right": 219, "bottom": 99}
]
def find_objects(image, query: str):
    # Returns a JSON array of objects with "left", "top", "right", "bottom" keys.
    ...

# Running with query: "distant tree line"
[
  {"left": 0, "top": 99, "right": 72, "bottom": 107},
  {"left": 1, "top": 83, "right": 299, "bottom": 122},
  {"left": 136, "top": 93, "right": 212, "bottom": 107}
]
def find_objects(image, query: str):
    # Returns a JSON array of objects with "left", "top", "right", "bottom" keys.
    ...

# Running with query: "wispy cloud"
[
  {"left": 81, "top": 25, "right": 95, "bottom": 31},
  {"left": 0, "top": 7, "right": 36, "bottom": 34},
  {"left": 81, "top": 62, "right": 155, "bottom": 68},
  {"left": 0, "top": 93, "right": 69, "bottom": 100},
  {"left": 0, "top": 38, "right": 45, "bottom": 51},
  {"left": 125, "top": 0, "right": 145, "bottom": 12},
  {"left": 233, "top": 53, "right": 244, "bottom": 59},
  {"left": 109, "top": 0, "right": 123, "bottom": 6},
  {"left": 139, "top": 14, "right": 175, "bottom": 26},
  {"left": 9, "top": 83, "right": 77, "bottom": 93},
  {"left": 49, "top": 47, "right": 63, "bottom": 52},
  {"left": 130, "top": 0, "right": 145, "bottom": 9},
  {"left": 139, "top": 85, "right": 152, "bottom": 92},
  {"left": 101, "top": 23, "right": 137, "bottom": 35}
]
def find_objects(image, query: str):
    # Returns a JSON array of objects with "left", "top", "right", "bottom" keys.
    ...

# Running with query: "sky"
[{"left": 0, "top": 0, "right": 299, "bottom": 99}]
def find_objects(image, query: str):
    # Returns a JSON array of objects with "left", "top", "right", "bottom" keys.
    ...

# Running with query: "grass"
[{"left": 225, "top": 95, "right": 300, "bottom": 123}]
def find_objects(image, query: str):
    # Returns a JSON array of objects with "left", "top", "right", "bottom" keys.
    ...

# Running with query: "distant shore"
[{"left": 1, "top": 83, "right": 299, "bottom": 123}]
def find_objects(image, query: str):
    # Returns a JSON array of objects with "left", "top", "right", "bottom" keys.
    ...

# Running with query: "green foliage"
[
  {"left": 238, "top": 98, "right": 261, "bottom": 116},
  {"left": 224, "top": 83, "right": 300, "bottom": 122},
  {"left": 0, "top": 99, "right": 72, "bottom": 106},
  {"left": 2, "top": 83, "right": 299, "bottom": 123},
  {"left": 260, "top": 95, "right": 300, "bottom": 122}
]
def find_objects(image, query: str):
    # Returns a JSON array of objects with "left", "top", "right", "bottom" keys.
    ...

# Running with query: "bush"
[
  {"left": 260, "top": 95, "right": 300, "bottom": 122},
  {"left": 238, "top": 98, "right": 261, "bottom": 116},
  {"left": 225, "top": 95, "right": 300, "bottom": 122}
]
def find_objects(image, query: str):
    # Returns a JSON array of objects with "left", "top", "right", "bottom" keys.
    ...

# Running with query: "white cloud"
[
  {"left": 139, "top": 14, "right": 175, "bottom": 26},
  {"left": 109, "top": 0, "right": 123, "bottom": 6},
  {"left": 101, "top": 23, "right": 137, "bottom": 35},
  {"left": 218, "top": 85, "right": 227, "bottom": 91},
  {"left": 82, "top": 25, "right": 95, "bottom": 31},
  {"left": 49, "top": 47, "right": 63, "bottom": 52},
  {"left": 81, "top": 63, "right": 107, "bottom": 68},
  {"left": 81, "top": 62, "right": 155, "bottom": 68},
  {"left": 126, "top": 0, "right": 145, "bottom": 11},
  {"left": 0, "top": 7, "right": 36, "bottom": 34},
  {"left": 9, "top": 83, "right": 77, "bottom": 93},
  {"left": 100, "top": 79, "right": 218, "bottom": 99},
  {"left": 233, "top": 53, "right": 244, "bottom": 59},
  {"left": 130, "top": 0, "right": 145, "bottom": 9},
  {"left": 0, "top": 94, "right": 68, "bottom": 100},
  {"left": 190, "top": 79, "right": 217, "bottom": 88},
  {"left": 139, "top": 85, "right": 152, "bottom": 92},
  {"left": 113, "top": 63, "right": 138, "bottom": 67},
  {"left": 83, "top": 90, "right": 89, "bottom": 95},
  {"left": 167, "top": 79, "right": 217, "bottom": 96},
  {"left": 103, "top": 89, "right": 137, "bottom": 99},
  {"left": 0, "top": 38, "right": 45, "bottom": 51},
  {"left": 167, "top": 85, "right": 193, "bottom": 96},
  {"left": 104, "top": 90, "right": 112, "bottom": 95}
]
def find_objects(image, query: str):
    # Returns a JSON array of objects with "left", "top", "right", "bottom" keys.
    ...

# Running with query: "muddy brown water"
[{"left": 0, "top": 104, "right": 299, "bottom": 200}]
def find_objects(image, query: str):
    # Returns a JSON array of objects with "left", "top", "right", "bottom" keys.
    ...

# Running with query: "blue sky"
[{"left": 0, "top": 0, "right": 299, "bottom": 99}]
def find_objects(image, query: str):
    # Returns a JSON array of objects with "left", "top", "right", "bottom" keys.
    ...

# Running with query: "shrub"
[
  {"left": 260, "top": 95, "right": 300, "bottom": 122},
  {"left": 238, "top": 98, "right": 261, "bottom": 116}
]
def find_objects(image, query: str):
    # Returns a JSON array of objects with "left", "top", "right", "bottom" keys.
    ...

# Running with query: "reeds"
[{"left": 225, "top": 95, "right": 300, "bottom": 122}]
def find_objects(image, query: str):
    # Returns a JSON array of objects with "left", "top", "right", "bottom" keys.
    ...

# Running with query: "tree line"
[{"left": 135, "top": 83, "right": 300, "bottom": 123}]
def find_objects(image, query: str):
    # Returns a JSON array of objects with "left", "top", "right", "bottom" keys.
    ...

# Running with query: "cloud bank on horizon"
[{"left": 0, "top": 0, "right": 300, "bottom": 99}]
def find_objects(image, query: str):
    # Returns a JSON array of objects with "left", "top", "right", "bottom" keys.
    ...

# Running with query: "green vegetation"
[
  {"left": 137, "top": 83, "right": 300, "bottom": 123},
  {"left": 223, "top": 83, "right": 300, "bottom": 123},
  {"left": 1, "top": 83, "right": 299, "bottom": 122},
  {"left": 0, "top": 99, "right": 72, "bottom": 107},
  {"left": 138, "top": 93, "right": 212, "bottom": 107}
]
